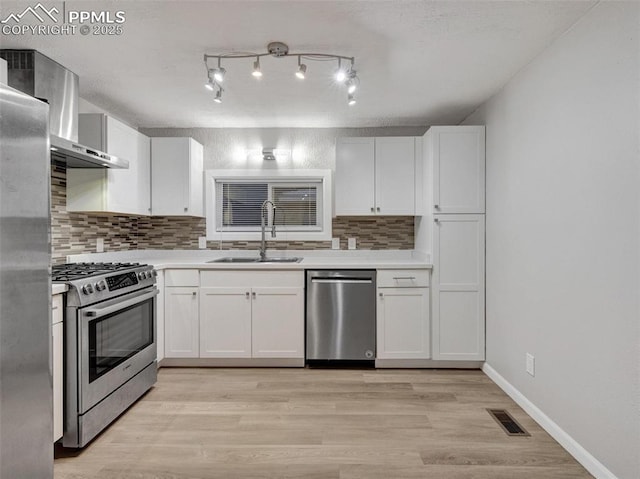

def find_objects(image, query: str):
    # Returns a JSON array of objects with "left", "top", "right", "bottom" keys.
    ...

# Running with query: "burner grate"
[{"left": 51, "top": 262, "right": 142, "bottom": 282}]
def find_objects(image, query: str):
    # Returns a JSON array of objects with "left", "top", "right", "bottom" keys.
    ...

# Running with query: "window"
[{"left": 205, "top": 170, "right": 332, "bottom": 241}]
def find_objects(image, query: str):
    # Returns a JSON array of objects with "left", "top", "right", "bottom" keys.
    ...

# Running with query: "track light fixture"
[
  {"left": 252, "top": 57, "right": 262, "bottom": 78},
  {"left": 211, "top": 57, "right": 226, "bottom": 83},
  {"left": 213, "top": 86, "right": 223, "bottom": 103},
  {"left": 203, "top": 42, "right": 359, "bottom": 105},
  {"left": 295, "top": 56, "right": 307, "bottom": 79},
  {"left": 346, "top": 70, "right": 359, "bottom": 95},
  {"left": 348, "top": 93, "right": 356, "bottom": 106}
]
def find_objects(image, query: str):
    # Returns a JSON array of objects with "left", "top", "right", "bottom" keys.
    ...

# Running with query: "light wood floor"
[{"left": 55, "top": 368, "right": 593, "bottom": 478}]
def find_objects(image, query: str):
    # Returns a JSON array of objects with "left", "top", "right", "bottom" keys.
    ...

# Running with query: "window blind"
[{"left": 215, "top": 179, "right": 322, "bottom": 232}]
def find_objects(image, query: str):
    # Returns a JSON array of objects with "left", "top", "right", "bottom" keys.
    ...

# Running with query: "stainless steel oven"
[{"left": 53, "top": 263, "right": 158, "bottom": 448}]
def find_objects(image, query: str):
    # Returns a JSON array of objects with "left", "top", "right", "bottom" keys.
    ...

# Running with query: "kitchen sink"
[
  {"left": 208, "top": 257, "right": 302, "bottom": 263},
  {"left": 208, "top": 257, "right": 260, "bottom": 263},
  {"left": 260, "top": 257, "right": 303, "bottom": 263}
]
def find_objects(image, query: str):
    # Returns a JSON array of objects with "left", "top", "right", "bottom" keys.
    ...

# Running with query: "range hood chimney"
[{"left": 0, "top": 50, "right": 128, "bottom": 169}]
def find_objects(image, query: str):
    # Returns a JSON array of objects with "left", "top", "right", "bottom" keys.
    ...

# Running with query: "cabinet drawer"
[
  {"left": 52, "top": 294, "right": 63, "bottom": 325},
  {"left": 377, "top": 269, "right": 430, "bottom": 288},
  {"left": 165, "top": 269, "right": 200, "bottom": 287},
  {"left": 201, "top": 270, "right": 303, "bottom": 288}
]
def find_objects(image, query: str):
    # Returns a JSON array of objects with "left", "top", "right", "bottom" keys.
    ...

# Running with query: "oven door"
[{"left": 78, "top": 287, "right": 158, "bottom": 413}]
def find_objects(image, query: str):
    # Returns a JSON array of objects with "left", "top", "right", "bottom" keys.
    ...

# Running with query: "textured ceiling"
[{"left": 0, "top": 1, "right": 595, "bottom": 128}]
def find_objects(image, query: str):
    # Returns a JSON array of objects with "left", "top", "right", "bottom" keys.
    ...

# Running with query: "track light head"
[
  {"left": 296, "top": 63, "right": 307, "bottom": 80},
  {"left": 213, "top": 88, "right": 223, "bottom": 103},
  {"left": 252, "top": 58, "right": 262, "bottom": 77},
  {"left": 213, "top": 67, "right": 226, "bottom": 83},
  {"left": 205, "top": 79, "right": 215, "bottom": 91},
  {"left": 348, "top": 93, "right": 356, "bottom": 106},
  {"left": 346, "top": 70, "right": 359, "bottom": 94}
]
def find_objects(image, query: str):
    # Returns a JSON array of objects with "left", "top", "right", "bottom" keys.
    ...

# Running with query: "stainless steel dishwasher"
[{"left": 306, "top": 270, "right": 376, "bottom": 364}]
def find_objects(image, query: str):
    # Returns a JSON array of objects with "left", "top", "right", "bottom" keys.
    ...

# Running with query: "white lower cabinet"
[
  {"left": 52, "top": 293, "right": 63, "bottom": 442},
  {"left": 376, "top": 269, "right": 431, "bottom": 359},
  {"left": 164, "top": 269, "right": 304, "bottom": 361}
]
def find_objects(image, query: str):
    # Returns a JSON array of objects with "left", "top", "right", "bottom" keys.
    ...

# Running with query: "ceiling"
[{"left": 0, "top": 1, "right": 595, "bottom": 128}]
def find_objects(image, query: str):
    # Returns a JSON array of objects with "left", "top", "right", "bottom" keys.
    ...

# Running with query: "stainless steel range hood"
[{"left": 0, "top": 50, "right": 128, "bottom": 169}]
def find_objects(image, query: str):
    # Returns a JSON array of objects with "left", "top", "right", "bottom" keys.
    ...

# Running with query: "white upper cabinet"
[
  {"left": 335, "top": 137, "right": 416, "bottom": 216},
  {"left": 150, "top": 137, "right": 204, "bottom": 217},
  {"left": 425, "top": 126, "right": 485, "bottom": 214},
  {"left": 67, "top": 114, "right": 151, "bottom": 215}
]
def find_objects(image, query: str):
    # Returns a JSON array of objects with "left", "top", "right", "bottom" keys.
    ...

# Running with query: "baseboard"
[
  {"left": 375, "top": 359, "right": 483, "bottom": 369},
  {"left": 482, "top": 363, "right": 618, "bottom": 479},
  {"left": 159, "top": 357, "right": 305, "bottom": 368}
]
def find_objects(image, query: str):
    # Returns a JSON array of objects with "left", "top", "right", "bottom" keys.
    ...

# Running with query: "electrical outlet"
[
  {"left": 526, "top": 353, "right": 535, "bottom": 377},
  {"left": 198, "top": 236, "right": 207, "bottom": 249},
  {"left": 348, "top": 237, "right": 356, "bottom": 250},
  {"left": 331, "top": 237, "right": 340, "bottom": 250},
  {"left": 96, "top": 238, "right": 104, "bottom": 253}
]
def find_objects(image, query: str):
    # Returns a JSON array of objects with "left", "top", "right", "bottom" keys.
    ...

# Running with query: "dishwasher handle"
[{"left": 311, "top": 277, "right": 373, "bottom": 284}]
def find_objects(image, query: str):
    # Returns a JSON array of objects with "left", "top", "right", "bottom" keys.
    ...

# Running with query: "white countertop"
[
  {"left": 67, "top": 249, "right": 432, "bottom": 270},
  {"left": 52, "top": 284, "right": 68, "bottom": 295}
]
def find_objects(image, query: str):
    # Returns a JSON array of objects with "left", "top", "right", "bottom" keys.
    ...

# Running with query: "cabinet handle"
[
  {"left": 370, "top": 207, "right": 375, "bottom": 213},
  {"left": 376, "top": 207, "right": 380, "bottom": 212},
  {"left": 192, "top": 292, "right": 197, "bottom": 296},
  {"left": 184, "top": 207, "right": 188, "bottom": 212},
  {"left": 393, "top": 276, "right": 416, "bottom": 280},
  {"left": 252, "top": 292, "right": 256, "bottom": 299},
  {"left": 379, "top": 292, "right": 383, "bottom": 298},
  {"left": 434, "top": 218, "right": 440, "bottom": 223},
  {"left": 246, "top": 292, "right": 250, "bottom": 299},
  {"left": 434, "top": 204, "right": 440, "bottom": 209}
]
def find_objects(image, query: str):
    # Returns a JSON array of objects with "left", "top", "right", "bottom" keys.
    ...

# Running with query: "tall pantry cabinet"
[{"left": 419, "top": 126, "right": 486, "bottom": 361}]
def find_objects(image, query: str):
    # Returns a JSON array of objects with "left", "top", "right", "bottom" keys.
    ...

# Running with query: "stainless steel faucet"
[{"left": 260, "top": 200, "right": 276, "bottom": 261}]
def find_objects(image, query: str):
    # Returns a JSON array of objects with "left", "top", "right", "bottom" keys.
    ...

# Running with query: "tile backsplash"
[{"left": 51, "top": 165, "right": 414, "bottom": 263}]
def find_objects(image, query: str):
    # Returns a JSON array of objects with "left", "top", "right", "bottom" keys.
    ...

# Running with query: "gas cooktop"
[{"left": 51, "top": 262, "right": 144, "bottom": 282}]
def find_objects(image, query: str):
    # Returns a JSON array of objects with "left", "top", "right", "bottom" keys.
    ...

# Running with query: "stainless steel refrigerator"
[{"left": 0, "top": 83, "right": 53, "bottom": 477}]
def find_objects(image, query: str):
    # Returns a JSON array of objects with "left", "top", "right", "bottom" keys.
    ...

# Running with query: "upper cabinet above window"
[{"left": 335, "top": 136, "right": 418, "bottom": 216}]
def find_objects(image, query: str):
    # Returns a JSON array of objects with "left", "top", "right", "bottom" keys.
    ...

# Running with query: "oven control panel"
[{"left": 106, "top": 272, "right": 139, "bottom": 291}]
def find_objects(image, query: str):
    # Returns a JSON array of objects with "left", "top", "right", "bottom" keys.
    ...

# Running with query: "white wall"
[{"left": 463, "top": 2, "right": 639, "bottom": 478}]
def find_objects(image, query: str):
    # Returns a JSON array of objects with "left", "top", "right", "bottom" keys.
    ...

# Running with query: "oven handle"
[{"left": 84, "top": 289, "right": 159, "bottom": 319}]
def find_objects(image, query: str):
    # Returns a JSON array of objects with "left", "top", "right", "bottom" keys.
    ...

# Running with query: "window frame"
[{"left": 205, "top": 169, "right": 333, "bottom": 241}]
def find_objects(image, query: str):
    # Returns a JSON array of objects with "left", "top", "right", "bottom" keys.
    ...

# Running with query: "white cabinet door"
[
  {"left": 151, "top": 137, "right": 204, "bottom": 217},
  {"left": 335, "top": 137, "right": 375, "bottom": 215},
  {"left": 432, "top": 214, "right": 485, "bottom": 360},
  {"left": 428, "top": 126, "right": 485, "bottom": 214},
  {"left": 377, "top": 288, "right": 430, "bottom": 359},
  {"left": 164, "top": 287, "right": 199, "bottom": 358},
  {"left": 374, "top": 137, "right": 415, "bottom": 215},
  {"left": 251, "top": 287, "right": 304, "bottom": 358},
  {"left": 199, "top": 287, "right": 252, "bottom": 358}
]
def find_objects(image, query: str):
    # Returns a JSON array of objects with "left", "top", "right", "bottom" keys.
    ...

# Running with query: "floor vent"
[{"left": 487, "top": 409, "right": 530, "bottom": 436}]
